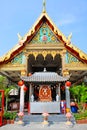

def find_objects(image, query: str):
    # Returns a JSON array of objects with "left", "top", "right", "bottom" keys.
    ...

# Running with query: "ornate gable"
[
  {"left": 11, "top": 52, "right": 26, "bottom": 64},
  {"left": 65, "top": 51, "right": 79, "bottom": 64},
  {"left": 29, "top": 23, "right": 60, "bottom": 44}
]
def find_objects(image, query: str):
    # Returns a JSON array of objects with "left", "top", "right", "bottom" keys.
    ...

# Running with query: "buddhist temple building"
[{"left": 0, "top": 0, "right": 87, "bottom": 114}]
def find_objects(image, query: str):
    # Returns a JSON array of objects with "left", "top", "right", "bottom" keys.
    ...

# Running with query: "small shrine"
[{"left": 21, "top": 70, "right": 68, "bottom": 113}]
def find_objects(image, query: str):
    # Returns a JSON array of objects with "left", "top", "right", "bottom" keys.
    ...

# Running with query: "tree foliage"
[
  {"left": 0, "top": 75, "right": 8, "bottom": 89},
  {"left": 0, "top": 75, "right": 18, "bottom": 111},
  {"left": 70, "top": 83, "right": 87, "bottom": 103},
  {"left": 70, "top": 83, "right": 87, "bottom": 111}
]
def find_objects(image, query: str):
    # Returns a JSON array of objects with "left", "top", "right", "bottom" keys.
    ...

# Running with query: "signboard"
[{"left": 9, "top": 88, "right": 18, "bottom": 95}]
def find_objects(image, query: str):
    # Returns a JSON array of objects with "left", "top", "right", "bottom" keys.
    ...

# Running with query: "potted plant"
[
  {"left": 9, "top": 112, "right": 17, "bottom": 124},
  {"left": 3, "top": 111, "right": 17, "bottom": 124},
  {"left": 3, "top": 111, "right": 11, "bottom": 124}
]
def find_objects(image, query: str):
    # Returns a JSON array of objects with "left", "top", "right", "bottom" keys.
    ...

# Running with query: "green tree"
[
  {"left": 0, "top": 75, "right": 8, "bottom": 89},
  {"left": 70, "top": 83, "right": 87, "bottom": 111}
]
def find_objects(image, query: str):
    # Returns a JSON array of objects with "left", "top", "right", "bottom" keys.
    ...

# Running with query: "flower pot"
[
  {"left": 10, "top": 120, "right": 14, "bottom": 124},
  {"left": 17, "top": 120, "right": 24, "bottom": 126},
  {"left": 7, "top": 119, "right": 11, "bottom": 124},
  {"left": 3, "top": 119, "right": 7, "bottom": 125},
  {"left": 76, "top": 119, "right": 87, "bottom": 124}
]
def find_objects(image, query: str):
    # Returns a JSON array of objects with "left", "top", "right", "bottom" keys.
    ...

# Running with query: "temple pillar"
[
  {"left": 19, "top": 85, "right": 25, "bottom": 112},
  {"left": 58, "top": 83, "right": 61, "bottom": 101},
  {"left": 65, "top": 86, "right": 70, "bottom": 110},
  {"left": 56, "top": 84, "right": 60, "bottom": 102},
  {"left": 28, "top": 83, "right": 32, "bottom": 114},
  {"left": 61, "top": 50, "right": 66, "bottom": 76}
]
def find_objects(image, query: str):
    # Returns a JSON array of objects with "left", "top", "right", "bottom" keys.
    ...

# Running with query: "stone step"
[{"left": 16, "top": 114, "right": 75, "bottom": 124}]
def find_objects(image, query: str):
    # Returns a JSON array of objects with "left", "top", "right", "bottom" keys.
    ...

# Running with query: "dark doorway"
[{"left": 28, "top": 54, "right": 62, "bottom": 74}]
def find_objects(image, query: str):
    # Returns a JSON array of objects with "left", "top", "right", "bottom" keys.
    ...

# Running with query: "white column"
[
  {"left": 56, "top": 84, "right": 60, "bottom": 102},
  {"left": 19, "top": 85, "right": 24, "bottom": 112},
  {"left": 28, "top": 84, "right": 32, "bottom": 114},
  {"left": 58, "top": 83, "right": 61, "bottom": 101},
  {"left": 29, "top": 84, "right": 32, "bottom": 102},
  {"left": 65, "top": 86, "right": 70, "bottom": 109}
]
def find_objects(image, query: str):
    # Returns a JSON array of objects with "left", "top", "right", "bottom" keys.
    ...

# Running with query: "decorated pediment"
[
  {"left": 65, "top": 51, "right": 87, "bottom": 71},
  {"left": 29, "top": 23, "right": 60, "bottom": 44},
  {"left": 65, "top": 51, "right": 79, "bottom": 64},
  {"left": 11, "top": 52, "right": 26, "bottom": 64}
]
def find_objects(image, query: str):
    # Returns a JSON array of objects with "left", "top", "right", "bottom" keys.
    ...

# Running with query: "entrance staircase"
[{"left": 17, "top": 114, "right": 75, "bottom": 125}]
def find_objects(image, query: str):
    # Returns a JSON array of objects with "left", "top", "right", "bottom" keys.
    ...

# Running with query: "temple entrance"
[{"left": 21, "top": 53, "right": 67, "bottom": 114}]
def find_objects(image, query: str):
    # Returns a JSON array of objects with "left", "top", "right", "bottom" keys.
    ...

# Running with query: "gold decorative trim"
[
  {"left": 66, "top": 42, "right": 87, "bottom": 60},
  {"left": 21, "top": 70, "right": 26, "bottom": 76},
  {"left": 65, "top": 62, "right": 87, "bottom": 70},
  {"left": 0, "top": 64, "right": 25, "bottom": 71},
  {"left": 27, "top": 50, "right": 61, "bottom": 60}
]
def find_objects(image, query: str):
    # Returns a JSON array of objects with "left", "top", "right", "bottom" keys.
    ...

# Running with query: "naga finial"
[
  {"left": 43, "top": 0, "right": 46, "bottom": 13},
  {"left": 17, "top": 33, "right": 22, "bottom": 41},
  {"left": 68, "top": 32, "right": 72, "bottom": 41}
]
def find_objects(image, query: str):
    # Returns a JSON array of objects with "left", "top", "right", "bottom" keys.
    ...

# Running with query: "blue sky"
[{"left": 0, "top": 0, "right": 87, "bottom": 56}]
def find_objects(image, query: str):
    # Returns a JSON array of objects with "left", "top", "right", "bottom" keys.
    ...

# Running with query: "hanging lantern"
[
  {"left": 65, "top": 81, "right": 71, "bottom": 87},
  {"left": 18, "top": 80, "right": 24, "bottom": 87},
  {"left": 23, "top": 86, "right": 28, "bottom": 92}
]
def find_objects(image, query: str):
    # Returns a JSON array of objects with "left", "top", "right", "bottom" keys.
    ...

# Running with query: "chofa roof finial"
[{"left": 43, "top": 0, "right": 46, "bottom": 13}]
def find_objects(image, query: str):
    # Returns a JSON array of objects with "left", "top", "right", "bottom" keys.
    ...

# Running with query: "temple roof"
[
  {"left": 21, "top": 72, "right": 68, "bottom": 83},
  {"left": 0, "top": 11, "right": 87, "bottom": 64}
]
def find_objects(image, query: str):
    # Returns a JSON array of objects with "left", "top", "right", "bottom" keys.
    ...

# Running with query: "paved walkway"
[
  {"left": 1, "top": 114, "right": 87, "bottom": 130},
  {"left": 1, "top": 122, "right": 87, "bottom": 130}
]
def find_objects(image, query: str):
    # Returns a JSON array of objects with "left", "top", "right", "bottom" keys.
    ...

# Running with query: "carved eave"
[
  {"left": 0, "top": 11, "right": 87, "bottom": 65},
  {"left": 0, "top": 44, "right": 25, "bottom": 65}
]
